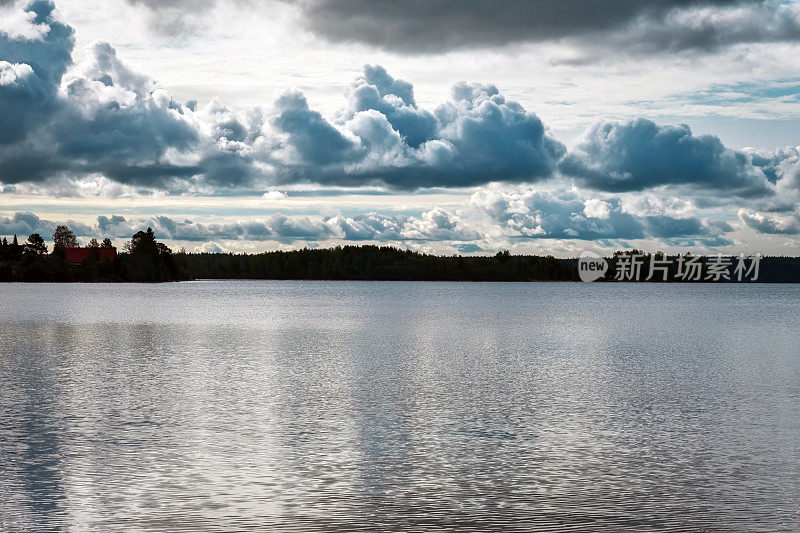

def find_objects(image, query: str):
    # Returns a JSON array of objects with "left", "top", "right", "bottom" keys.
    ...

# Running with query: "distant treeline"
[
  {"left": 175, "top": 248, "right": 577, "bottom": 282},
  {"left": 173, "top": 248, "right": 800, "bottom": 282},
  {"left": 2, "top": 226, "right": 800, "bottom": 282}
]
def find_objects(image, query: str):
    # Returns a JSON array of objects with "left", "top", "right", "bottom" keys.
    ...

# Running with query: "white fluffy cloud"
[
  {"left": 471, "top": 187, "right": 733, "bottom": 244},
  {"left": 583, "top": 198, "right": 611, "bottom": 219},
  {"left": 560, "top": 117, "right": 773, "bottom": 198}
]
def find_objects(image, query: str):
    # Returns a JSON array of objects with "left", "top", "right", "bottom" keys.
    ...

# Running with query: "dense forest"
[
  {"left": 171, "top": 248, "right": 800, "bottom": 282},
  {"left": 2, "top": 225, "right": 800, "bottom": 282}
]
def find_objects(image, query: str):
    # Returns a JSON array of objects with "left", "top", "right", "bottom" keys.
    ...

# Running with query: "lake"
[{"left": 1, "top": 281, "right": 799, "bottom": 531}]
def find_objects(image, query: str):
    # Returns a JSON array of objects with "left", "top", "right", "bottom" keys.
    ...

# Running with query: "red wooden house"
[{"left": 64, "top": 247, "right": 117, "bottom": 267}]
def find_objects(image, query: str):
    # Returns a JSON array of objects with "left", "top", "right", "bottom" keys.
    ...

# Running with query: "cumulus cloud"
[
  {"left": 337, "top": 79, "right": 566, "bottom": 188},
  {"left": 263, "top": 190, "right": 287, "bottom": 200},
  {"left": 292, "top": 0, "right": 799, "bottom": 56},
  {"left": 471, "top": 187, "right": 732, "bottom": 244},
  {"left": 270, "top": 88, "right": 358, "bottom": 170},
  {"left": 583, "top": 198, "right": 611, "bottom": 219},
  {"left": 739, "top": 208, "right": 800, "bottom": 234},
  {"left": 0, "top": 3, "right": 564, "bottom": 192},
  {"left": 0, "top": 3, "right": 204, "bottom": 187},
  {"left": 196, "top": 241, "right": 226, "bottom": 253},
  {"left": 748, "top": 145, "right": 800, "bottom": 200},
  {"left": 340, "top": 65, "right": 437, "bottom": 148},
  {"left": 0, "top": 3, "right": 50, "bottom": 40},
  {"left": 560, "top": 117, "right": 774, "bottom": 198}
]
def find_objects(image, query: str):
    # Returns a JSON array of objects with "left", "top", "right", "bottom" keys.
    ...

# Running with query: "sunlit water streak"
[{"left": 1, "top": 281, "right": 799, "bottom": 531}]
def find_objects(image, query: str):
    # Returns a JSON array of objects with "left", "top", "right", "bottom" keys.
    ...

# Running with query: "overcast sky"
[{"left": 1, "top": 0, "right": 799, "bottom": 255}]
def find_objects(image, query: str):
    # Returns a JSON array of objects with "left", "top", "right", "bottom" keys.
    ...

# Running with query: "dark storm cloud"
[
  {"left": 97, "top": 214, "right": 126, "bottom": 231},
  {"left": 559, "top": 118, "right": 774, "bottom": 198},
  {"left": 262, "top": 67, "right": 566, "bottom": 189},
  {"left": 293, "top": 0, "right": 799, "bottom": 54},
  {"left": 114, "top": 0, "right": 800, "bottom": 55},
  {"left": 645, "top": 215, "right": 732, "bottom": 238},
  {"left": 0, "top": 211, "right": 57, "bottom": 237},
  {"left": 611, "top": 1, "right": 800, "bottom": 54},
  {"left": 749, "top": 147, "right": 788, "bottom": 183}
]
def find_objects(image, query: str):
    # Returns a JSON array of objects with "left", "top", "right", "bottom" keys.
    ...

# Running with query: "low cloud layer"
[
  {"left": 471, "top": 188, "right": 733, "bottom": 245},
  {"left": 0, "top": 211, "right": 91, "bottom": 238},
  {"left": 5, "top": 185, "right": 800, "bottom": 251},
  {"left": 0, "top": 207, "right": 480, "bottom": 245}
]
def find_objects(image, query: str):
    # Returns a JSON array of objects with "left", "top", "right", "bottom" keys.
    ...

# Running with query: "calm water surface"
[{"left": 1, "top": 281, "right": 799, "bottom": 531}]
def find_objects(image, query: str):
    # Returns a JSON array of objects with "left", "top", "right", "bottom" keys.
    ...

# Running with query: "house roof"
[{"left": 64, "top": 247, "right": 117, "bottom": 265}]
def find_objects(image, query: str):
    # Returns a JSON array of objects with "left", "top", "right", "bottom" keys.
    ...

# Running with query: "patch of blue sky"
[{"left": 687, "top": 78, "right": 800, "bottom": 106}]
